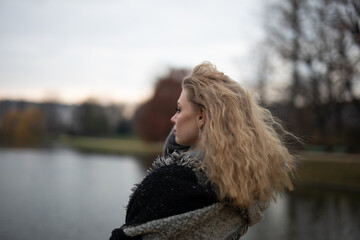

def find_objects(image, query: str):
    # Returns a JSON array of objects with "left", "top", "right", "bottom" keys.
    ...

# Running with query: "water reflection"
[
  {"left": 0, "top": 148, "right": 144, "bottom": 240},
  {"left": 0, "top": 148, "right": 359, "bottom": 240},
  {"left": 244, "top": 188, "right": 360, "bottom": 240}
]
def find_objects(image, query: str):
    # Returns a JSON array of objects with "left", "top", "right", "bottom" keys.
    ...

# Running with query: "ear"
[{"left": 197, "top": 109, "right": 206, "bottom": 129}]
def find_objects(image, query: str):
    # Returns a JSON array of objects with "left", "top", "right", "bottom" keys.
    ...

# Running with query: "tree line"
[
  {"left": 0, "top": 68, "right": 187, "bottom": 147},
  {"left": 257, "top": 0, "right": 360, "bottom": 152}
]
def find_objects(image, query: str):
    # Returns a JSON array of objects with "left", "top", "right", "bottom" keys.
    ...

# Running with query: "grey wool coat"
[{"left": 109, "top": 129, "right": 268, "bottom": 240}]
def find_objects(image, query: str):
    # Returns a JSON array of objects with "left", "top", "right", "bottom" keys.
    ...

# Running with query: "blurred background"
[{"left": 0, "top": 0, "right": 359, "bottom": 239}]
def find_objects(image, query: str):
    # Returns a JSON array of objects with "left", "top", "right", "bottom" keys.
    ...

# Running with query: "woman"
[{"left": 110, "top": 62, "right": 297, "bottom": 239}]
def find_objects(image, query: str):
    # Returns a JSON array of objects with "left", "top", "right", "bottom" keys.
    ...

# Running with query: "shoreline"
[{"left": 43, "top": 135, "right": 360, "bottom": 192}]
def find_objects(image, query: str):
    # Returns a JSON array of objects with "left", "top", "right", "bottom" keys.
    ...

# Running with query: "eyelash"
[{"left": 175, "top": 107, "right": 181, "bottom": 113}]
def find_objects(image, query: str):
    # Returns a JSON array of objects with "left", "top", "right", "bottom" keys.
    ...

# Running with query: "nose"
[{"left": 171, "top": 113, "right": 177, "bottom": 125}]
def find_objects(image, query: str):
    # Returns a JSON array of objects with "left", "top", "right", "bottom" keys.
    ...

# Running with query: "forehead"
[{"left": 178, "top": 89, "right": 190, "bottom": 105}]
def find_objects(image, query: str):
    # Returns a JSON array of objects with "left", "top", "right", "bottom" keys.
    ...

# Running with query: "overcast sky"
[{"left": 0, "top": 0, "right": 266, "bottom": 105}]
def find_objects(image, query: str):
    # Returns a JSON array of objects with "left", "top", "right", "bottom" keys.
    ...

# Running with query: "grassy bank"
[
  {"left": 294, "top": 152, "right": 360, "bottom": 191},
  {"left": 58, "top": 135, "right": 360, "bottom": 191},
  {"left": 57, "top": 135, "right": 164, "bottom": 157}
]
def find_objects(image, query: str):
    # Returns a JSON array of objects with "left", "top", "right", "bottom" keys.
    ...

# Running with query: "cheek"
[
  {"left": 176, "top": 115, "right": 198, "bottom": 145},
  {"left": 177, "top": 114, "right": 196, "bottom": 130}
]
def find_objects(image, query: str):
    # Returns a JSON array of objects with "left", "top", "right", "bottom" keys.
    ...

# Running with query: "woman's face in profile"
[{"left": 171, "top": 89, "right": 200, "bottom": 147}]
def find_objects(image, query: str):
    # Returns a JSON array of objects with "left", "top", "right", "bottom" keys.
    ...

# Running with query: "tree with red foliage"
[{"left": 135, "top": 68, "right": 190, "bottom": 142}]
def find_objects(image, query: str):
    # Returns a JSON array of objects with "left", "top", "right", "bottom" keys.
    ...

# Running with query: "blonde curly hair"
[{"left": 182, "top": 62, "right": 297, "bottom": 208}]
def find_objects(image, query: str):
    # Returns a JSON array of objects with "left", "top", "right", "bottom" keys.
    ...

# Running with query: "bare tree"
[{"left": 262, "top": 0, "right": 360, "bottom": 151}]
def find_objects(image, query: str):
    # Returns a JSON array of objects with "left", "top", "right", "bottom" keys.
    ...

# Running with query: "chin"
[{"left": 175, "top": 137, "right": 185, "bottom": 146}]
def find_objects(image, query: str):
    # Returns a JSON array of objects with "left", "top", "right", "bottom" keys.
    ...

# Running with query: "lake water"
[{"left": 0, "top": 148, "right": 359, "bottom": 240}]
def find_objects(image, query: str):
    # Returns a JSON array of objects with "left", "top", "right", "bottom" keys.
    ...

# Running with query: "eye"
[{"left": 175, "top": 107, "right": 181, "bottom": 113}]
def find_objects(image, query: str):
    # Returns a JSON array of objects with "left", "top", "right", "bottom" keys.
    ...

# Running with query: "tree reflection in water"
[{"left": 244, "top": 188, "right": 360, "bottom": 240}]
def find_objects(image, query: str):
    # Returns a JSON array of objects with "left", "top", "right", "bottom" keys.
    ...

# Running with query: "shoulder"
[{"left": 125, "top": 160, "right": 218, "bottom": 226}]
